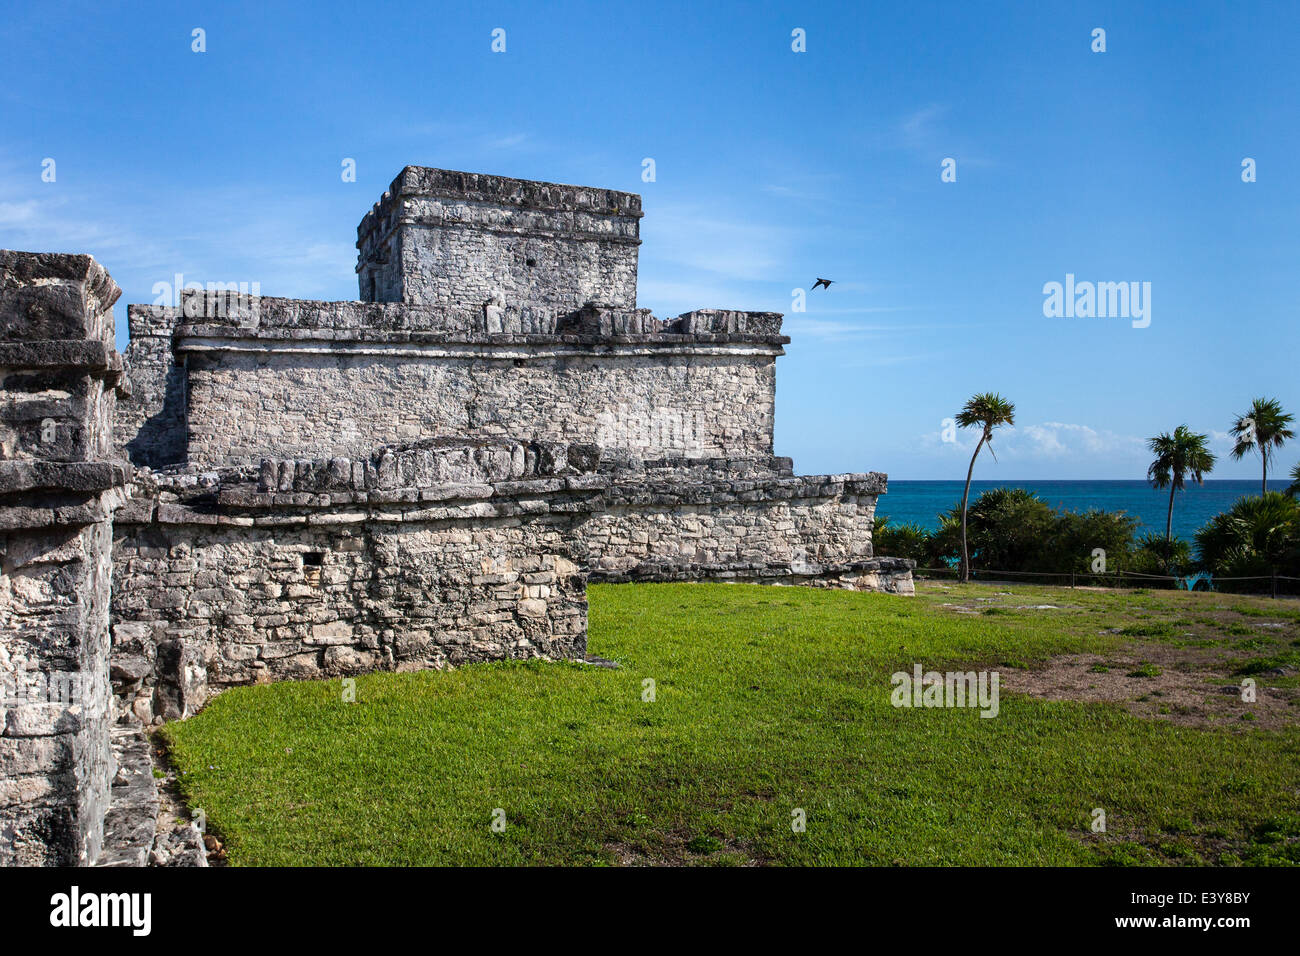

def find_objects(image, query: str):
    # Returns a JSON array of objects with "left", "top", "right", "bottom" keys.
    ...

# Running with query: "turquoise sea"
[{"left": 879, "top": 480, "right": 1289, "bottom": 543}]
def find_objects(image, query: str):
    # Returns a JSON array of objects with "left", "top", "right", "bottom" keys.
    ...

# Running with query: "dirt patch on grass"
[
  {"left": 918, "top": 582, "right": 1300, "bottom": 729},
  {"left": 602, "top": 829, "right": 767, "bottom": 866},
  {"left": 1005, "top": 644, "right": 1299, "bottom": 730}
]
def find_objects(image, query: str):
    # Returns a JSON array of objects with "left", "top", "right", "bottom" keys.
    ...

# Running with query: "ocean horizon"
[{"left": 879, "top": 479, "right": 1290, "bottom": 543}]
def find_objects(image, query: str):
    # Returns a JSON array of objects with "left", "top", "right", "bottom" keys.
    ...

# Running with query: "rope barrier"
[
  {"left": 909, "top": 565, "right": 1300, "bottom": 593},
  {"left": 912, "top": 566, "right": 1299, "bottom": 582}
]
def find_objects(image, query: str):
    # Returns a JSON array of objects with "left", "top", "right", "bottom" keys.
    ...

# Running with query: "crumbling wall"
[
  {"left": 112, "top": 521, "right": 587, "bottom": 722},
  {"left": 0, "top": 251, "right": 127, "bottom": 866},
  {"left": 108, "top": 442, "right": 912, "bottom": 724},
  {"left": 572, "top": 462, "right": 886, "bottom": 579},
  {"left": 114, "top": 304, "right": 186, "bottom": 469},
  {"left": 110, "top": 439, "right": 596, "bottom": 721}
]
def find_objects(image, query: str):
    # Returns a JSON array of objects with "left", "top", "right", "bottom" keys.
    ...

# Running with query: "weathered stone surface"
[
  {"left": 0, "top": 251, "right": 121, "bottom": 342},
  {"left": 95, "top": 723, "right": 159, "bottom": 867},
  {"left": 112, "top": 500, "right": 590, "bottom": 716},
  {"left": 0, "top": 461, "right": 129, "bottom": 494},
  {"left": 356, "top": 166, "right": 643, "bottom": 311},
  {"left": 149, "top": 822, "right": 208, "bottom": 867},
  {"left": 1, "top": 252, "right": 126, "bottom": 867},
  {"left": 174, "top": 340, "right": 780, "bottom": 468}
]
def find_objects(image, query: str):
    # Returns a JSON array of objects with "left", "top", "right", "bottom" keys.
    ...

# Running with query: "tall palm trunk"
[
  {"left": 1165, "top": 483, "right": 1176, "bottom": 573},
  {"left": 1262, "top": 451, "right": 1268, "bottom": 495},
  {"left": 959, "top": 433, "right": 985, "bottom": 583}
]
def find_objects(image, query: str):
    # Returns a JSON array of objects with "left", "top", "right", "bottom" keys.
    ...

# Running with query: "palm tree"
[
  {"left": 1287, "top": 462, "right": 1300, "bottom": 498},
  {"left": 955, "top": 392, "right": 1015, "bottom": 583},
  {"left": 1146, "top": 426, "right": 1216, "bottom": 552},
  {"left": 1230, "top": 398, "right": 1295, "bottom": 495}
]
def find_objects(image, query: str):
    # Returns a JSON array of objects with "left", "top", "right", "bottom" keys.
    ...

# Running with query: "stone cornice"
[
  {"left": 172, "top": 335, "right": 788, "bottom": 359},
  {"left": 357, "top": 166, "right": 644, "bottom": 249}
]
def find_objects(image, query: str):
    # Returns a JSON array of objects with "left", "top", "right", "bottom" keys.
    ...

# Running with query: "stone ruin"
[{"left": 1, "top": 167, "right": 913, "bottom": 866}]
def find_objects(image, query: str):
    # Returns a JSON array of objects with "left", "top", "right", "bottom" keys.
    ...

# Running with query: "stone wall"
[
  {"left": 110, "top": 438, "right": 598, "bottom": 720},
  {"left": 1, "top": 520, "right": 118, "bottom": 865},
  {"left": 156, "top": 293, "right": 785, "bottom": 469},
  {"left": 108, "top": 443, "right": 910, "bottom": 721},
  {"left": 572, "top": 460, "right": 888, "bottom": 581},
  {"left": 114, "top": 304, "right": 186, "bottom": 469},
  {"left": 356, "top": 166, "right": 642, "bottom": 310},
  {"left": 0, "top": 251, "right": 127, "bottom": 866},
  {"left": 183, "top": 349, "right": 777, "bottom": 469}
]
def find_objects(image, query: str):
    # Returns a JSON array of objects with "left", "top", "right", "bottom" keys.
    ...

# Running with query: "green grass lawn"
[{"left": 160, "top": 582, "right": 1300, "bottom": 866}]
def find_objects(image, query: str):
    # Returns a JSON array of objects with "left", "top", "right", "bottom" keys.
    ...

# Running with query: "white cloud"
[
  {"left": 920, "top": 421, "right": 1147, "bottom": 461},
  {"left": 783, "top": 315, "right": 915, "bottom": 340},
  {"left": 900, "top": 104, "right": 948, "bottom": 151},
  {"left": 640, "top": 204, "right": 793, "bottom": 281},
  {"left": 0, "top": 155, "right": 356, "bottom": 306},
  {"left": 484, "top": 132, "right": 531, "bottom": 151}
]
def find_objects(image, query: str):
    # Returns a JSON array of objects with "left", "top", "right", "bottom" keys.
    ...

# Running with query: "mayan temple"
[{"left": 1, "top": 167, "right": 912, "bottom": 866}]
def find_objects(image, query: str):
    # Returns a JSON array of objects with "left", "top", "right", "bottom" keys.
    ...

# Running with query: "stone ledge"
[
  {"left": 590, "top": 556, "right": 915, "bottom": 585},
  {"left": 0, "top": 340, "right": 120, "bottom": 372},
  {"left": 0, "top": 460, "right": 130, "bottom": 494},
  {"left": 604, "top": 470, "right": 888, "bottom": 503},
  {"left": 154, "top": 489, "right": 610, "bottom": 525},
  {"left": 357, "top": 166, "right": 644, "bottom": 249},
  {"left": 160, "top": 293, "right": 785, "bottom": 344},
  {"left": 0, "top": 250, "right": 122, "bottom": 342},
  {"left": 114, "top": 458, "right": 888, "bottom": 527},
  {"left": 172, "top": 325, "right": 789, "bottom": 349},
  {"left": 173, "top": 336, "right": 789, "bottom": 362}
]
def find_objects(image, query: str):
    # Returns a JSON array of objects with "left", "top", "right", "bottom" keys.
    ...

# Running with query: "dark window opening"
[{"left": 303, "top": 551, "right": 325, "bottom": 587}]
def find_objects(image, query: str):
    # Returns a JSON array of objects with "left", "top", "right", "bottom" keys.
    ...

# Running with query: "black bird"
[{"left": 811, "top": 278, "right": 834, "bottom": 291}]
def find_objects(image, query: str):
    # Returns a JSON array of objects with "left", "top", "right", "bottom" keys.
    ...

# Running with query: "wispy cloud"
[
  {"left": 784, "top": 315, "right": 914, "bottom": 340},
  {"left": 0, "top": 172, "right": 172, "bottom": 268},
  {"left": 840, "top": 351, "right": 943, "bottom": 368},
  {"left": 921, "top": 421, "right": 1148, "bottom": 461},
  {"left": 641, "top": 204, "right": 793, "bottom": 281},
  {"left": 879, "top": 104, "right": 996, "bottom": 169},
  {"left": 483, "top": 132, "right": 532, "bottom": 151},
  {"left": 900, "top": 104, "right": 949, "bottom": 152},
  {"left": 0, "top": 153, "right": 359, "bottom": 349}
]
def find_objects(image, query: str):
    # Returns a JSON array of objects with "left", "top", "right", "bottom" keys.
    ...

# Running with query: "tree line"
[{"left": 875, "top": 394, "right": 1300, "bottom": 592}]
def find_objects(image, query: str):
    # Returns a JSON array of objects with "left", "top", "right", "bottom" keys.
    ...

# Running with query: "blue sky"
[{"left": 2, "top": 1, "right": 1298, "bottom": 479}]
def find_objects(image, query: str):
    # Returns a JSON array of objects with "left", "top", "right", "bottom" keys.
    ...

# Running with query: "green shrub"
[
  {"left": 872, "top": 515, "right": 932, "bottom": 565},
  {"left": 1195, "top": 493, "right": 1300, "bottom": 591}
]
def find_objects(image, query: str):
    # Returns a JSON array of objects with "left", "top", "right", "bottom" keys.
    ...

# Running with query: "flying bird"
[{"left": 811, "top": 278, "right": 834, "bottom": 291}]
